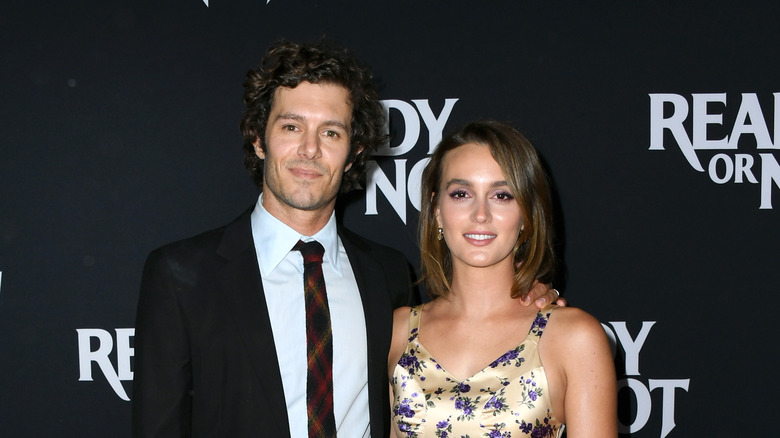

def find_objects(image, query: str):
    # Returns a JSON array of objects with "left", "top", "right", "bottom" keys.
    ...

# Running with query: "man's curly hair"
[{"left": 239, "top": 39, "right": 387, "bottom": 193}]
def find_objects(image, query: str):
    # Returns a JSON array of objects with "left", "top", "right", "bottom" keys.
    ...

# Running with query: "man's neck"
[{"left": 261, "top": 194, "right": 336, "bottom": 236}]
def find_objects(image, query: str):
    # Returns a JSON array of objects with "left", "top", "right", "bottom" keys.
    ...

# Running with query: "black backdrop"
[{"left": 2, "top": 1, "right": 778, "bottom": 437}]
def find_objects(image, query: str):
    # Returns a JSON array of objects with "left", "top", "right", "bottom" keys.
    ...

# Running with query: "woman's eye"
[
  {"left": 495, "top": 191, "right": 515, "bottom": 201},
  {"left": 449, "top": 189, "right": 468, "bottom": 199}
]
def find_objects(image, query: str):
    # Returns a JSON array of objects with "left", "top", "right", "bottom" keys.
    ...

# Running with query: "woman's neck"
[{"left": 445, "top": 260, "right": 520, "bottom": 316}]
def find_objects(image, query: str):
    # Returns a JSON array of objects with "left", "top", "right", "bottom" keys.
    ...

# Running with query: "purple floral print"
[
  {"left": 488, "top": 346, "right": 526, "bottom": 369},
  {"left": 391, "top": 306, "right": 562, "bottom": 437}
]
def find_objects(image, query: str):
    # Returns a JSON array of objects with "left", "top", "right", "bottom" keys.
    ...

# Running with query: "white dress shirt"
[{"left": 250, "top": 194, "right": 370, "bottom": 437}]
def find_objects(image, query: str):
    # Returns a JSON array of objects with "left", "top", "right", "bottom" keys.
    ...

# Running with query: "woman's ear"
[{"left": 433, "top": 192, "right": 442, "bottom": 228}]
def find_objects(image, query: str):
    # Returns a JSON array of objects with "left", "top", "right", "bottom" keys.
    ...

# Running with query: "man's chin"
[{"left": 278, "top": 193, "right": 335, "bottom": 212}]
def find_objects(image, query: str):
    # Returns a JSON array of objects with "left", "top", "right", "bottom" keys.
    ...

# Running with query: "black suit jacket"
[{"left": 132, "top": 208, "right": 414, "bottom": 437}]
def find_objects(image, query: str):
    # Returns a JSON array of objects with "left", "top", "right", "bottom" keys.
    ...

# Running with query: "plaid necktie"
[{"left": 294, "top": 240, "right": 336, "bottom": 437}]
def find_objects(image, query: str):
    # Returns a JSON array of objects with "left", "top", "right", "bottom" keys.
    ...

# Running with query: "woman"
[{"left": 388, "top": 121, "right": 616, "bottom": 437}]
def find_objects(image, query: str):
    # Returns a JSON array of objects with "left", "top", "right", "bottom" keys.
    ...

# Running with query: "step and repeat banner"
[{"left": 1, "top": 1, "right": 778, "bottom": 437}]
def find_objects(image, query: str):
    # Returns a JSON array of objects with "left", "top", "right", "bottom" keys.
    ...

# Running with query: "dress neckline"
[{"left": 409, "top": 304, "right": 551, "bottom": 382}]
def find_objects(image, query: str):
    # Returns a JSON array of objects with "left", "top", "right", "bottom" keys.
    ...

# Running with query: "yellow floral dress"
[{"left": 391, "top": 305, "right": 564, "bottom": 438}]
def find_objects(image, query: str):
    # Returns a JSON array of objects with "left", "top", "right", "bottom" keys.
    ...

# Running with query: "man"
[{"left": 132, "top": 39, "right": 560, "bottom": 438}]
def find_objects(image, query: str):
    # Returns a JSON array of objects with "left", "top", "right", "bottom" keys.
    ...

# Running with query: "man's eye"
[{"left": 325, "top": 130, "right": 339, "bottom": 138}]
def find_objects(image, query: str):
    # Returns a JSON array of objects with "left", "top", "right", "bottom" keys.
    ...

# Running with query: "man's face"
[{"left": 255, "top": 81, "right": 354, "bottom": 220}]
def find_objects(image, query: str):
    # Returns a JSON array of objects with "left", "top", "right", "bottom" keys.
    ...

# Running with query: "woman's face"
[{"left": 434, "top": 142, "right": 524, "bottom": 272}]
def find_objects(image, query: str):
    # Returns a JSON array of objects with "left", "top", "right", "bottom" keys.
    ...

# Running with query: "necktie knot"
[{"left": 294, "top": 240, "right": 324, "bottom": 264}]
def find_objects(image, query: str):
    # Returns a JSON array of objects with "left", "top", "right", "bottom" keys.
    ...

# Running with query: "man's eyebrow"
[
  {"left": 274, "top": 113, "right": 349, "bottom": 132},
  {"left": 274, "top": 112, "right": 304, "bottom": 122},
  {"left": 321, "top": 120, "right": 349, "bottom": 132}
]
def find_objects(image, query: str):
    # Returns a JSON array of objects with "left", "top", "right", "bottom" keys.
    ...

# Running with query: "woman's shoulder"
[
  {"left": 540, "top": 305, "right": 614, "bottom": 390},
  {"left": 547, "top": 304, "right": 599, "bottom": 323},
  {"left": 389, "top": 304, "right": 421, "bottom": 374},
  {"left": 392, "top": 305, "right": 414, "bottom": 323},
  {"left": 545, "top": 305, "right": 609, "bottom": 347}
]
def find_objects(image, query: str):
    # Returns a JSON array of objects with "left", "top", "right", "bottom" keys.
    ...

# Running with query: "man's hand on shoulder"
[{"left": 521, "top": 281, "right": 567, "bottom": 308}]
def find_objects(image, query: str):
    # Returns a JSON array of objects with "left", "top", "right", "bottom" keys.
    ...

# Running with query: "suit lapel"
[
  {"left": 216, "top": 209, "right": 290, "bottom": 435},
  {"left": 340, "top": 227, "right": 389, "bottom": 355},
  {"left": 211, "top": 213, "right": 392, "bottom": 436},
  {"left": 339, "top": 227, "right": 393, "bottom": 438}
]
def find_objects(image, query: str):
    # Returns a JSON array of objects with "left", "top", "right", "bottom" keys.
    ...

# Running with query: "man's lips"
[{"left": 289, "top": 166, "right": 323, "bottom": 179}]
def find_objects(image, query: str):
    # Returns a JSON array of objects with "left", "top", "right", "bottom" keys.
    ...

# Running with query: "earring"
[{"left": 437, "top": 227, "right": 444, "bottom": 241}]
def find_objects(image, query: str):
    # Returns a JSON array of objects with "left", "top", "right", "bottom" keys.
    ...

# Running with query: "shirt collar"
[{"left": 250, "top": 193, "right": 342, "bottom": 275}]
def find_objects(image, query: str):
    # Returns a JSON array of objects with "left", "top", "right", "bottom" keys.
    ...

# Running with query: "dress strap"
[
  {"left": 528, "top": 305, "right": 557, "bottom": 339},
  {"left": 407, "top": 304, "right": 424, "bottom": 339}
]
